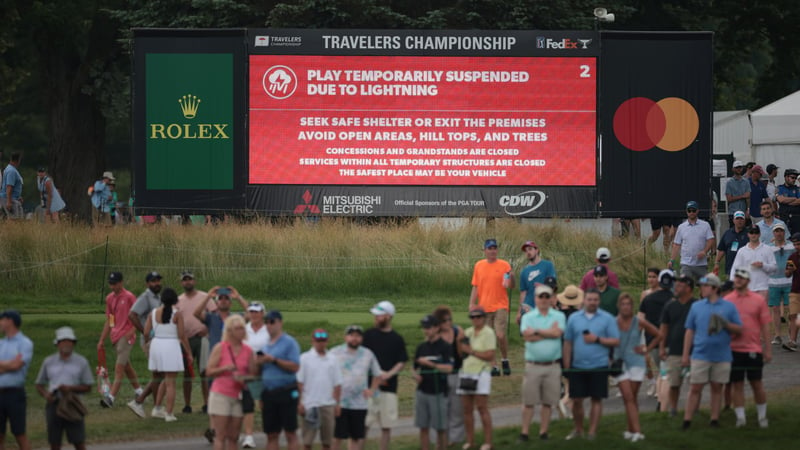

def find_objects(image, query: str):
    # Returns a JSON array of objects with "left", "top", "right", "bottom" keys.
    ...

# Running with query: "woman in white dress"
[
  {"left": 36, "top": 167, "right": 66, "bottom": 223},
  {"left": 145, "top": 288, "right": 192, "bottom": 422}
]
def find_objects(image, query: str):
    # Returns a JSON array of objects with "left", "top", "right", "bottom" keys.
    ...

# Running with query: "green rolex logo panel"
[{"left": 146, "top": 53, "right": 233, "bottom": 190}]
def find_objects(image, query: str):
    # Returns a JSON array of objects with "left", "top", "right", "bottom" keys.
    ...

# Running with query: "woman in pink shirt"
[{"left": 206, "top": 314, "right": 257, "bottom": 450}]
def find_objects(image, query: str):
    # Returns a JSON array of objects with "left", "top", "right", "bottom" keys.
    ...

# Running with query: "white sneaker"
[
  {"left": 151, "top": 406, "right": 166, "bottom": 419},
  {"left": 242, "top": 435, "right": 256, "bottom": 448},
  {"left": 164, "top": 413, "right": 177, "bottom": 422},
  {"left": 127, "top": 400, "right": 145, "bottom": 418},
  {"left": 623, "top": 431, "right": 633, "bottom": 440},
  {"left": 558, "top": 398, "right": 572, "bottom": 419},
  {"left": 646, "top": 381, "right": 657, "bottom": 397},
  {"left": 759, "top": 417, "right": 769, "bottom": 428},
  {"left": 735, "top": 417, "right": 746, "bottom": 428},
  {"left": 631, "top": 433, "right": 645, "bottom": 442}
]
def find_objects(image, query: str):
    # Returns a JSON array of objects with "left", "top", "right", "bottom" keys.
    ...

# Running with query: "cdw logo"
[{"left": 499, "top": 191, "right": 546, "bottom": 216}]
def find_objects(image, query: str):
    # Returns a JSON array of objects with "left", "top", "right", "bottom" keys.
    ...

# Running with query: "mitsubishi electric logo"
[
  {"left": 149, "top": 94, "right": 230, "bottom": 140},
  {"left": 294, "top": 190, "right": 320, "bottom": 214}
]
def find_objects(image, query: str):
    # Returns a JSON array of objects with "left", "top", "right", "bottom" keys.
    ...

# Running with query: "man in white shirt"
[
  {"left": 297, "top": 329, "right": 342, "bottom": 450},
  {"left": 670, "top": 200, "right": 715, "bottom": 281},
  {"left": 731, "top": 226, "right": 777, "bottom": 299}
]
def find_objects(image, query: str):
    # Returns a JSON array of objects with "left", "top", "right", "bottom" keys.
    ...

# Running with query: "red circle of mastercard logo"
[{"left": 613, "top": 97, "right": 699, "bottom": 152}]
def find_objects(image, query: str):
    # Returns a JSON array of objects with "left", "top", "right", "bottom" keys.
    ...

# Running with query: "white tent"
[{"left": 751, "top": 89, "right": 800, "bottom": 170}]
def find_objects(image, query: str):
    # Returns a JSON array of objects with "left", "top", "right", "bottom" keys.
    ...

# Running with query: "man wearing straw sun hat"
[{"left": 555, "top": 285, "right": 583, "bottom": 420}]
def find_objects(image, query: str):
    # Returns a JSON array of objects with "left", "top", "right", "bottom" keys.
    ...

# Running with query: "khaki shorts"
[
  {"left": 114, "top": 338, "right": 134, "bottom": 366},
  {"left": 666, "top": 355, "right": 687, "bottom": 387},
  {"left": 366, "top": 392, "right": 398, "bottom": 429},
  {"left": 790, "top": 293, "right": 800, "bottom": 316},
  {"left": 208, "top": 391, "right": 243, "bottom": 417},
  {"left": 302, "top": 404, "right": 335, "bottom": 447},
  {"left": 522, "top": 362, "right": 561, "bottom": 406},
  {"left": 485, "top": 309, "right": 508, "bottom": 337},
  {"left": 689, "top": 360, "right": 730, "bottom": 385}
]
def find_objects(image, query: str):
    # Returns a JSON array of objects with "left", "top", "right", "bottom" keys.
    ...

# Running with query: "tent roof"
[{"left": 752, "top": 90, "right": 800, "bottom": 145}]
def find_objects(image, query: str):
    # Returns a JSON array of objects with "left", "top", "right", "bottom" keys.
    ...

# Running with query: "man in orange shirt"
[{"left": 469, "top": 239, "right": 514, "bottom": 376}]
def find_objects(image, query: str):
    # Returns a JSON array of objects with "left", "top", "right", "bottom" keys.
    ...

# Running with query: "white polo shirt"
[{"left": 297, "top": 349, "right": 343, "bottom": 408}]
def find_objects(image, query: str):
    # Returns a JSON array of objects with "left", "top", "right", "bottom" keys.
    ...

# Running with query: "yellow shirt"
[{"left": 462, "top": 326, "right": 496, "bottom": 374}]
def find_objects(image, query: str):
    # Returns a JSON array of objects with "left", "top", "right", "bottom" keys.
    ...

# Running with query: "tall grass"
[{"left": 0, "top": 219, "right": 666, "bottom": 313}]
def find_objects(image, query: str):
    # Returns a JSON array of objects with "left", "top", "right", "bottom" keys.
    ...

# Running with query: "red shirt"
[
  {"left": 105, "top": 288, "right": 137, "bottom": 344},
  {"left": 725, "top": 289, "right": 770, "bottom": 353}
]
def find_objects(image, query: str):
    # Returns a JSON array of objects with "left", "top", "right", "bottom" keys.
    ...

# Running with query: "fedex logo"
[{"left": 536, "top": 38, "right": 591, "bottom": 50}]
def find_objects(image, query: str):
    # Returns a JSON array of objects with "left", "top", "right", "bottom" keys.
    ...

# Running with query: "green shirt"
[
  {"left": 462, "top": 326, "right": 496, "bottom": 375},
  {"left": 520, "top": 307, "right": 566, "bottom": 362},
  {"left": 599, "top": 286, "right": 621, "bottom": 316}
]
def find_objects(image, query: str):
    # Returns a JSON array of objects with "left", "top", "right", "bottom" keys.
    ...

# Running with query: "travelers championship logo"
[{"left": 262, "top": 65, "right": 298, "bottom": 100}]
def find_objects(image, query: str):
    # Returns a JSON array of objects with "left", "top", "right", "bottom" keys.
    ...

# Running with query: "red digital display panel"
[{"left": 249, "top": 55, "right": 595, "bottom": 186}]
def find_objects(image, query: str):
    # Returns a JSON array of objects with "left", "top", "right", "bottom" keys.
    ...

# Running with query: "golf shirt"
[
  {"left": 260, "top": 333, "right": 301, "bottom": 390},
  {"left": 684, "top": 297, "right": 742, "bottom": 362},
  {"left": 725, "top": 289, "right": 770, "bottom": 354},
  {"left": 0, "top": 331, "right": 34, "bottom": 387},
  {"left": 520, "top": 307, "right": 565, "bottom": 362},
  {"left": 674, "top": 218, "right": 714, "bottom": 266},
  {"left": 564, "top": 309, "right": 620, "bottom": 369}
]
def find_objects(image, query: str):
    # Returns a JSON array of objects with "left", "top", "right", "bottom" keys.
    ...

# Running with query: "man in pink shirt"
[
  {"left": 97, "top": 271, "right": 144, "bottom": 408},
  {"left": 579, "top": 247, "right": 619, "bottom": 291},
  {"left": 724, "top": 268, "right": 772, "bottom": 428}
]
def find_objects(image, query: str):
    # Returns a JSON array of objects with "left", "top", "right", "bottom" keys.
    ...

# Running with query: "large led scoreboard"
[{"left": 133, "top": 29, "right": 712, "bottom": 218}]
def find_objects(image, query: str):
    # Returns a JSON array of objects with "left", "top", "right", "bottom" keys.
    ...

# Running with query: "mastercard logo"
[{"left": 613, "top": 97, "right": 699, "bottom": 152}]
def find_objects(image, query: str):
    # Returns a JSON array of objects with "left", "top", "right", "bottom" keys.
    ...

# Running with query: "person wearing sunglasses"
[
  {"left": 766, "top": 223, "right": 793, "bottom": 345},
  {"left": 670, "top": 200, "right": 715, "bottom": 282},
  {"left": 777, "top": 168, "right": 800, "bottom": 233},
  {"left": 714, "top": 211, "right": 750, "bottom": 278},
  {"left": 726, "top": 160, "right": 751, "bottom": 228},
  {"left": 730, "top": 226, "right": 777, "bottom": 301},
  {"left": 519, "top": 285, "right": 566, "bottom": 442},
  {"left": 297, "top": 328, "right": 342, "bottom": 450}
]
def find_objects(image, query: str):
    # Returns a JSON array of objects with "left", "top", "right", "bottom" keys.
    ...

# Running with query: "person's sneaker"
[
  {"left": 669, "top": 409, "right": 678, "bottom": 418},
  {"left": 759, "top": 417, "right": 769, "bottom": 428},
  {"left": 502, "top": 359, "right": 511, "bottom": 376},
  {"left": 558, "top": 398, "right": 572, "bottom": 418},
  {"left": 201, "top": 404, "right": 208, "bottom": 413},
  {"left": 151, "top": 406, "right": 166, "bottom": 419},
  {"left": 204, "top": 428, "right": 215, "bottom": 443},
  {"left": 586, "top": 434, "right": 596, "bottom": 441},
  {"left": 242, "top": 435, "right": 256, "bottom": 448},
  {"left": 490, "top": 366, "right": 501, "bottom": 377},
  {"left": 182, "top": 405, "right": 192, "bottom": 414},
  {"left": 623, "top": 431, "right": 633, "bottom": 440},
  {"left": 100, "top": 395, "right": 113, "bottom": 408},
  {"left": 539, "top": 433, "right": 549, "bottom": 440},
  {"left": 127, "top": 400, "right": 146, "bottom": 418},
  {"left": 565, "top": 430, "right": 582, "bottom": 440},
  {"left": 164, "top": 413, "right": 177, "bottom": 422},
  {"left": 782, "top": 340, "right": 798, "bottom": 352},
  {"left": 682, "top": 420, "right": 691, "bottom": 430},
  {"left": 772, "top": 336, "right": 783, "bottom": 345},
  {"left": 709, "top": 420, "right": 720, "bottom": 428},
  {"left": 782, "top": 316, "right": 787, "bottom": 323},
  {"left": 735, "top": 417, "right": 746, "bottom": 428},
  {"left": 630, "top": 432, "right": 645, "bottom": 442},
  {"left": 646, "top": 380, "right": 657, "bottom": 397},
  {"left": 517, "top": 434, "right": 529, "bottom": 443}
]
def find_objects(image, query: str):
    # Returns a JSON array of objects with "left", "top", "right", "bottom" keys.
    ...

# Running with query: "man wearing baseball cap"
[
  {"left": 175, "top": 271, "right": 214, "bottom": 414},
  {"left": 363, "top": 301, "right": 408, "bottom": 450},
  {"left": 516, "top": 241, "right": 557, "bottom": 326},
  {"left": 0, "top": 309, "right": 33, "bottom": 450},
  {"left": 730, "top": 225, "right": 777, "bottom": 299},
  {"left": 97, "top": 271, "right": 144, "bottom": 408},
  {"left": 749, "top": 165, "right": 769, "bottom": 220},
  {"left": 670, "top": 200, "right": 715, "bottom": 281},
  {"left": 469, "top": 239, "right": 514, "bottom": 377},
  {"left": 579, "top": 247, "right": 620, "bottom": 291},
  {"left": 127, "top": 271, "right": 165, "bottom": 417},
  {"left": 726, "top": 161, "right": 751, "bottom": 228},
  {"left": 297, "top": 328, "right": 342, "bottom": 450},
  {"left": 715, "top": 211, "right": 749, "bottom": 278},
  {"left": 412, "top": 315, "right": 453, "bottom": 450},
  {"left": 777, "top": 168, "right": 800, "bottom": 233},
  {"left": 34, "top": 327, "right": 94, "bottom": 450},
  {"left": 767, "top": 223, "right": 793, "bottom": 345},
  {"left": 765, "top": 164, "right": 779, "bottom": 208},
  {"left": 659, "top": 275, "right": 697, "bottom": 416},
  {"left": 681, "top": 273, "right": 742, "bottom": 430},
  {"left": 329, "top": 325, "right": 382, "bottom": 450}
]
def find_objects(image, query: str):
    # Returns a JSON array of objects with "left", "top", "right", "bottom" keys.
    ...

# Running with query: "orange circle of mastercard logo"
[{"left": 613, "top": 97, "right": 699, "bottom": 152}]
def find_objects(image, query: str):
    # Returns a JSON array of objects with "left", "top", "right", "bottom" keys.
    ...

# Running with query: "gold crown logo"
[{"left": 178, "top": 94, "right": 201, "bottom": 119}]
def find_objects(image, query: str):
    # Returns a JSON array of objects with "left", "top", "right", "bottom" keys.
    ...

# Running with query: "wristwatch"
[{"left": 595, "top": 336, "right": 601, "bottom": 344}]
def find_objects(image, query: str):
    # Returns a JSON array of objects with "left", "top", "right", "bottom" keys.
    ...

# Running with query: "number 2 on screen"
[{"left": 579, "top": 65, "right": 592, "bottom": 78}]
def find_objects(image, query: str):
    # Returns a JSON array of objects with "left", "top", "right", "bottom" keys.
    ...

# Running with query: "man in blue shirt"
[
  {"left": 516, "top": 240, "right": 557, "bottom": 324},
  {"left": 519, "top": 285, "right": 565, "bottom": 441},
  {"left": 91, "top": 171, "right": 114, "bottom": 226},
  {"left": 0, "top": 153, "right": 23, "bottom": 219},
  {"left": 563, "top": 289, "right": 620, "bottom": 440},
  {"left": 726, "top": 161, "right": 751, "bottom": 227},
  {"left": 680, "top": 274, "right": 742, "bottom": 429},
  {"left": 749, "top": 165, "right": 768, "bottom": 220},
  {"left": 0, "top": 309, "right": 34, "bottom": 450},
  {"left": 257, "top": 310, "right": 301, "bottom": 450},
  {"left": 777, "top": 168, "right": 800, "bottom": 233}
]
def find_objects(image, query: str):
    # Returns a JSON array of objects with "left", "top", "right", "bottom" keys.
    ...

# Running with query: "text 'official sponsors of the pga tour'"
[{"left": 500, "top": 191, "right": 547, "bottom": 216}]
